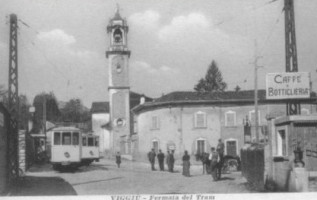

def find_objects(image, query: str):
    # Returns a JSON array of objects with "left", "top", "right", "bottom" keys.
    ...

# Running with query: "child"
[{"left": 116, "top": 152, "right": 121, "bottom": 168}]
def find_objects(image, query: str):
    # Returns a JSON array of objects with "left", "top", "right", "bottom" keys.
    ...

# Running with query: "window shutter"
[{"left": 195, "top": 112, "right": 206, "bottom": 128}]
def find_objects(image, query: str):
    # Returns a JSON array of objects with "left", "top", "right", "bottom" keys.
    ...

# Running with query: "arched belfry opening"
[{"left": 113, "top": 28, "right": 123, "bottom": 43}]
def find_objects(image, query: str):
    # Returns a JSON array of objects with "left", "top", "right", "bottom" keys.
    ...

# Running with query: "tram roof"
[{"left": 51, "top": 126, "right": 81, "bottom": 132}]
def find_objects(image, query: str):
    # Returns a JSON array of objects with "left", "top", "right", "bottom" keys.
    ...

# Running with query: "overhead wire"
[
  {"left": 16, "top": 0, "right": 282, "bottom": 93},
  {"left": 212, "top": 0, "right": 282, "bottom": 90},
  {"left": 17, "top": 17, "right": 107, "bottom": 100}
]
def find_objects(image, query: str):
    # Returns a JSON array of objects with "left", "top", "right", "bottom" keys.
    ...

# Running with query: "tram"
[
  {"left": 49, "top": 126, "right": 100, "bottom": 170},
  {"left": 81, "top": 133, "right": 100, "bottom": 165}
]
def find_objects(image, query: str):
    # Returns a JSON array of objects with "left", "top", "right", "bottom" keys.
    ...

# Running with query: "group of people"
[
  {"left": 147, "top": 149, "right": 175, "bottom": 172},
  {"left": 147, "top": 139, "right": 225, "bottom": 181}
]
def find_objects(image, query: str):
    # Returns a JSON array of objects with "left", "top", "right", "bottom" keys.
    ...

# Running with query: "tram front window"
[
  {"left": 62, "top": 132, "right": 71, "bottom": 145},
  {"left": 88, "top": 137, "right": 94, "bottom": 146},
  {"left": 73, "top": 132, "right": 79, "bottom": 145}
]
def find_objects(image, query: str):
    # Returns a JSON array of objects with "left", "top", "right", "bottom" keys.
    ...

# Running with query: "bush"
[{"left": 241, "top": 145, "right": 265, "bottom": 191}]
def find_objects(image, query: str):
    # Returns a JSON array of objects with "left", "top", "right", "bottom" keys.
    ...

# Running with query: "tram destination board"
[{"left": 266, "top": 72, "right": 311, "bottom": 99}]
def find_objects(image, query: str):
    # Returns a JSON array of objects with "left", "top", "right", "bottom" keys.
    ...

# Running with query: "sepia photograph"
[{"left": 0, "top": 0, "right": 317, "bottom": 199}]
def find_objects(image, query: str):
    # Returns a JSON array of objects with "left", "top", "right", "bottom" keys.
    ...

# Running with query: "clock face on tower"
[{"left": 112, "top": 55, "right": 124, "bottom": 73}]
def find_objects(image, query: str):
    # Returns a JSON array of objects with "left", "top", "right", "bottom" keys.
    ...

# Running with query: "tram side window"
[
  {"left": 82, "top": 137, "right": 87, "bottom": 146},
  {"left": 54, "top": 132, "right": 61, "bottom": 145},
  {"left": 73, "top": 132, "right": 79, "bottom": 145},
  {"left": 88, "top": 137, "right": 94, "bottom": 146},
  {"left": 62, "top": 132, "right": 71, "bottom": 145},
  {"left": 95, "top": 137, "right": 99, "bottom": 147}
]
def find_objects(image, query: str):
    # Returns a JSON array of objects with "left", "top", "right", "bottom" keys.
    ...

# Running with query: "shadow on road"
[
  {"left": 218, "top": 177, "right": 235, "bottom": 181},
  {"left": 12, "top": 176, "right": 77, "bottom": 196},
  {"left": 27, "top": 163, "right": 53, "bottom": 172},
  {"left": 76, "top": 165, "right": 109, "bottom": 173}
]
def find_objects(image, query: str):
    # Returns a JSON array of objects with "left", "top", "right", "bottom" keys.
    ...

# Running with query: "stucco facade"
[
  {"left": 136, "top": 106, "right": 221, "bottom": 159},
  {"left": 92, "top": 113, "right": 110, "bottom": 154},
  {"left": 132, "top": 90, "right": 317, "bottom": 162}
]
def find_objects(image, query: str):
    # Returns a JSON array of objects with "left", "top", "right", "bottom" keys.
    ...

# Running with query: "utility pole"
[
  {"left": 284, "top": 0, "right": 300, "bottom": 115},
  {"left": 253, "top": 40, "right": 262, "bottom": 143},
  {"left": 8, "top": 13, "right": 19, "bottom": 181},
  {"left": 43, "top": 96, "right": 47, "bottom": 153}
]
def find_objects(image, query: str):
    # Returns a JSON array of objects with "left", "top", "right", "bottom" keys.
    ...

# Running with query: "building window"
[
  {"left": 194, "top": 111, "right": 207, "bottom": 128},
  {"left": 301, "top": 108, "right": 310, "bottom": 115},
  {"left": 196, "top": 139, "right": 206, "bottom": 155},
  {"left": 225, "top": 139, "right": 238, "bottom": 157},
  {"left": 152, "top": 140, "right": 159, "bottom": 153},
  {"left": 277, "top": 129, "right": 287, "bottom": 156},
  {"left": 249, "top": 110, "right": 261, "bottom": 126},
  {"left": 151, "top": 116, "right": 160, "bottom": 129},
  {"left": 225, "top": 111, "right": 236, "bottom": 126}
]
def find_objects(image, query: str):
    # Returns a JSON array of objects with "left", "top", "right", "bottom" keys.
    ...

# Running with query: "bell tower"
[{"left": 106, "top": 6, "right": 131, "bottom": 154}]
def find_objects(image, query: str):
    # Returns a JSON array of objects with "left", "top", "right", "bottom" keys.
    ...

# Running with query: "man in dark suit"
[
  {"left": 157, "top": 149, "right": 165, "bottom": 171},
  {"left": 170, "top": 150, "right": 175, "bottom": 172},
  {"left": 148, "top": 148, "right": 156, "bottom": 171}
]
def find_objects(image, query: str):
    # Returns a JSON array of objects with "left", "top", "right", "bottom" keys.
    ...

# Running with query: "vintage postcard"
[{"left": 0, "top": 0, "right": 317, "bottom": 199}]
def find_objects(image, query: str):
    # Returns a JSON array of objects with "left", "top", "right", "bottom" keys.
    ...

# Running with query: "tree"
[
  {"left": 0, "top": 85, "right": 8, "bottom": 106},
  {"left": 194, "top": 60, "right": 227, "bottom": 92},
  {"left": 60, "top": 98, "right": 90, "bottom": 123},
  {"left": 32, "top": 92, "right": 61, "bottom": 133},
  {"left": 1, "top": 85, "right": 31, "bottom": 130}
]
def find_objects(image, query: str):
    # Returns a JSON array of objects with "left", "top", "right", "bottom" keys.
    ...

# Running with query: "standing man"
[
  {"left": 166, "top": 150, "right": 171, "bottom": 171},
  {"left": 170, "top": 150, "right": 175, "bottom": 172},
  {"left": 209, "top": 147, "right": 219, "bottom": 181},
  {"left": 157, "top": 149, "right": 165, "bottom": 171},
  {"left": 148, "top": 148, "right": 156, "bottom": 171},
  {"left": 216, "top": 139, "right": 225, "bottom": 179},
  {"left": 201, "top": 152, "right": 210, "bottom": 175},
  {"left": 116, "top": 152, "right": 121, "bottom": 168}
]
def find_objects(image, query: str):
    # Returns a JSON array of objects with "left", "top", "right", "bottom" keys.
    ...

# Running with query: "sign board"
[{"left": 266, "top": 72, "right": 310, "bottom": 99}]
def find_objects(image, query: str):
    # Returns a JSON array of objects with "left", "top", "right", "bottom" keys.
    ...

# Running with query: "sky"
[{"left": 1, "top": 0, "right": 317, "bottom": 107}]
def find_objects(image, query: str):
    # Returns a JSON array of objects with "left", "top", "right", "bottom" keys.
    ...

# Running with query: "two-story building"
[{"left": 132, "top": 90, "right": 316, "bottom": 162}]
